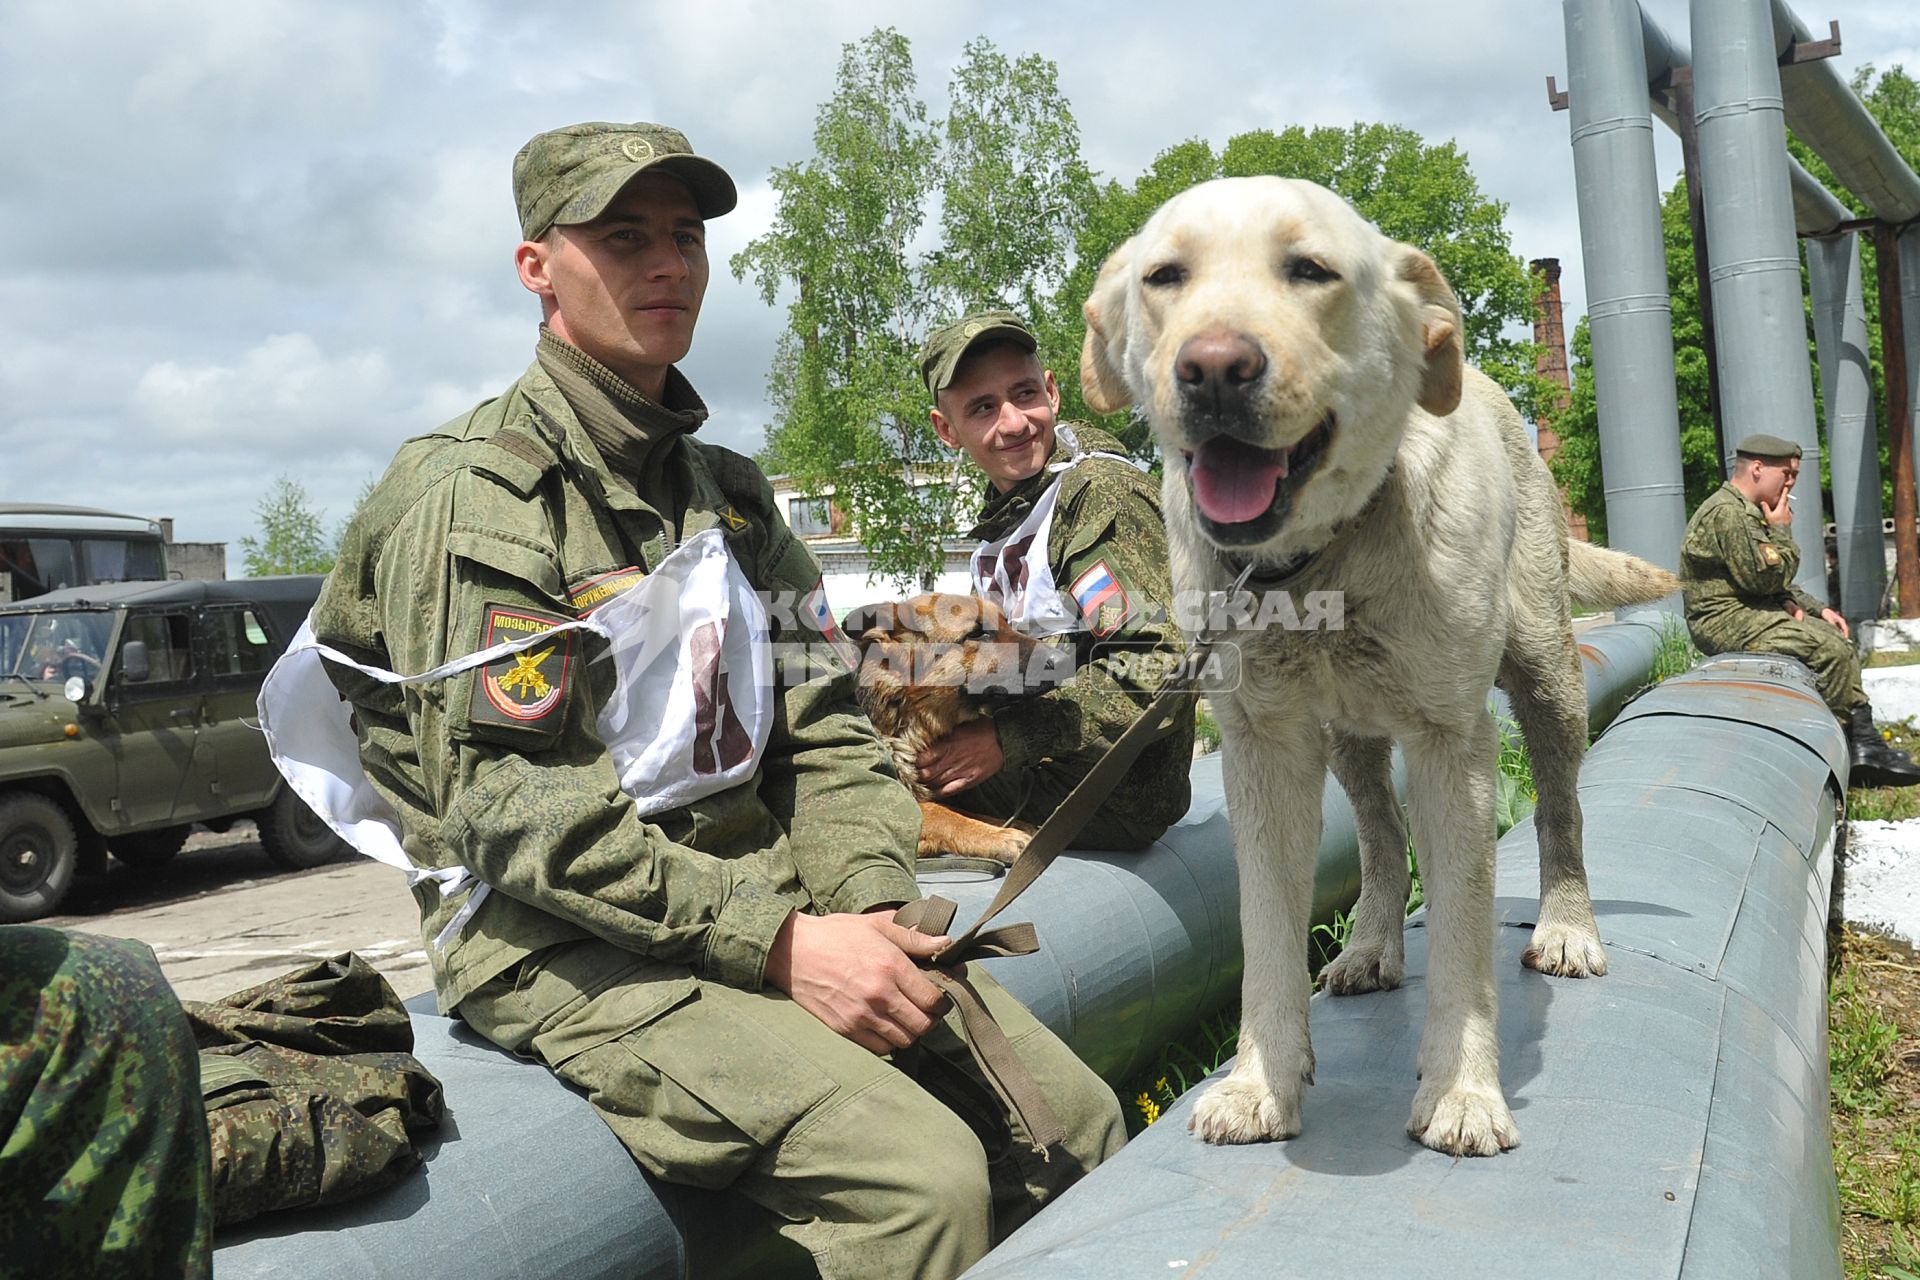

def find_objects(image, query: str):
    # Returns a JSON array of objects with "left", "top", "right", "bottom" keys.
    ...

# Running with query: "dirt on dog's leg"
[
  {"left": 1403, "top": 708, "right": 1517, "bottom": 1156},
  {"left": 1191, "top": 711, "right": 1323, "bottom": 1145},
  {"left": 1322, "top": 729, "right": 1410, "bottom": 994},
  {"left": 916, "top": 802, "right": 1030, "bottom": 864}
]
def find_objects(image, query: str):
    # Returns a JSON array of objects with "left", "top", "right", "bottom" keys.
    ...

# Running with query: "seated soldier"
[
  {"left": 1681, "top": 432, "right": 1920, "bottom": 787},
  {"left": 915, "top": 310, "right": 1193, "bottom": 850},
  {"left": 308, "top": 123, "right": 1123, "bottom": 1280}
]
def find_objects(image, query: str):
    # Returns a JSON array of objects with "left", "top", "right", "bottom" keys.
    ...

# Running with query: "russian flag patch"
[
  {"left": 1070, "top": 561, "right": 1129, "bottom": 637},
  {"left": 803, "top": 579, "right": 862, "bottom": 670}
]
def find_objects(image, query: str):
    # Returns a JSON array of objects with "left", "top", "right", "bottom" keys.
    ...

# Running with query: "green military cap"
[
  {"left": 918, "top": 310, "right": 1037, "bottom": 397},
  {"left": 513, "top": 121, "right": 737, "bottom": 240},
  {"left": 1733, "top": 432, "right": 1803, "bottom": 460}
]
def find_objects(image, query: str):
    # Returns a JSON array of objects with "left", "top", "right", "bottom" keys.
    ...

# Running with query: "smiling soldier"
[
  {"left": 918, "top": 309, "right": 1192, "bottom": 849},
  {"left": 307, "top": 124, "right": 1122, "bottom": 1278}
]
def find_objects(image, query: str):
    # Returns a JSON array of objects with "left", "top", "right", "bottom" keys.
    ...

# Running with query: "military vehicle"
[{"left": 0, "top": 575, "right": 349, "bottom": 921}]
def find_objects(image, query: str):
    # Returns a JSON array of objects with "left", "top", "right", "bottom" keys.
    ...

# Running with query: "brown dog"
[{"left": 842, "top": 593, "right": 1064, "bottom": 863}]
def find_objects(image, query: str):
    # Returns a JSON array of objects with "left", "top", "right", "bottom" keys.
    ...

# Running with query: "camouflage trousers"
[
  {"left": 1689, "top": 609, "right": 1867, "bottom": 718},
  {"left": 459, "top": 937, "right": 1125, "bottom": 1280},
  {"left": 0, "top": 927, "right": 212, "bottom": 1280}
]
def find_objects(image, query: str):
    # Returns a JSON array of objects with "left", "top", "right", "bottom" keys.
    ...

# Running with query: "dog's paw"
[
  {"left": 1189, "top": 1077, "right": 1301, "bottom": 1145},
  {"left": 1408, "top": 1081, "right": 1518, "bottom": 1157},
  {"left": 1320, "top": 942, "right": 1404, "bottom": 996},
  {"left": 1523, "top": 922, "right": 1608, "bottom": 978},
  {"left": 983, "top": 825, "right": 1031, "bottom": 864}
]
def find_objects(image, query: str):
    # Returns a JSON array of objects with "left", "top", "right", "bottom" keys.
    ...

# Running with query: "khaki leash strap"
[{"left": 891, "top": 566, "right": 1251, "bottom": 1154}]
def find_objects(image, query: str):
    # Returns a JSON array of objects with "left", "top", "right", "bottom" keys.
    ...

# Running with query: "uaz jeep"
[{"left": 0, "top": 575, "right": 349, "bottom": 921}]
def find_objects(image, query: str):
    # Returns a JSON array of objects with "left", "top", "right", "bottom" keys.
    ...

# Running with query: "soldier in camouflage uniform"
[
  {"left": 1681, "top": 432, "right": 1920, "bottom": 787},
  {"left": 312, "top": 122, "right": 1122, "bottom": 1279},
  {"left": 917, "top": 311, "right": 1193, "bottom": 849},
  {"left": 0, "top": 926, "right": 212, "bottom": 1279}
]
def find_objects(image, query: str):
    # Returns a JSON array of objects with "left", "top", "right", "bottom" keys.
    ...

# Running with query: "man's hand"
[
  {"left": 916, "top": 718, "right": 1004, "bottom": 797},
  {"left": 1760, "top": 493, "right": 1793, "bottom": 525},
  {"left": 764, "top": 910, "right": 951, "bottom": 1054},
  {"left": 1821, "top": 607, "right": 1852, "bottom": 639}
]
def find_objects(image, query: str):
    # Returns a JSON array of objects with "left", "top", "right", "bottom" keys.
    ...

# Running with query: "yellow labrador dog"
[{"left": 1081, "top": 176, "right": 1677, "bottom": 1157}]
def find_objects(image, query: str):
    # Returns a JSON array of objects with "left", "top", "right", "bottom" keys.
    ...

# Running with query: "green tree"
[
  {"left": 734, "top": 29, "right": 1090, "bottom": 589},
  {"left": 1551, "top": 64, "right": 1920, "bottom": 544},
  {"left": 1047, "top": 123, "right": 1551, "bottom": 452},
  {"left": 239, "top": 474, "right": 334, "bottom": 576}
]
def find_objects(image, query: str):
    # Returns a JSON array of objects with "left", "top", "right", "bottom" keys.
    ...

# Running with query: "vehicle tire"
[
  {"left": 108, "top": 824, "right": 191, "bottom": 870},
  {"left": 257, "top": 789, "right": 350, "bottom": 871},
  {"left": 0, "top": 793, "right": 79, "bottom": 922}
]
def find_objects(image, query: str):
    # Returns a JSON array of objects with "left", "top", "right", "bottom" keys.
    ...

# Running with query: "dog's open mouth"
[{"left": 1183, "top": 414, "right": 1333, "bottom": 539}]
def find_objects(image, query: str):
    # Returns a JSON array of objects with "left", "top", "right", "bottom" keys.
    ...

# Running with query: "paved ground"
[{"left": 40, "top": 825, "right": 431, "bottom": 1004}]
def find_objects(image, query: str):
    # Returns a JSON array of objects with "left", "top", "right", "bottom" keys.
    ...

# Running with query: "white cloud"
[{"left": 1, "top": 0, "right": 1912, "bottom": 555}]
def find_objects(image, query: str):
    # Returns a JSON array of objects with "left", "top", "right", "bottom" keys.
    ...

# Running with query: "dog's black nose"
[{"left": 1175, "top": 331, "right": 1267, "bottom": 403}]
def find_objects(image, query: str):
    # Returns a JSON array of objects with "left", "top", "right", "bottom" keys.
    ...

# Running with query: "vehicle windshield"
[{"left": 0, "top": 610, "right": 114, "bottom": 681}]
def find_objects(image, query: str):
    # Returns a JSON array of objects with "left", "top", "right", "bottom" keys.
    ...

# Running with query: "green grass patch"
[
  {"left": 1122, "top": 1011, "right": 1239, "bottom": 1133},
  {"left": 1648, "top": 616, "right": 1703, "bottom": 685},
  {"left": 1831, "top": 932, "right": 1920, "bottom": 1279},
  {"left": 1194, "top": 700, "right": 1222, "bottom": 755},
  {"left": 1865, "top": 649, "right": 1920, "bottom": 669}
]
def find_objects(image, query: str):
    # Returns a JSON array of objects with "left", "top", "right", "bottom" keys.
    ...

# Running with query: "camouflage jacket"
[
  {"left": 969, "top": 422, "right": 1193, "bottom": 828},
  {"left": 187, "top": 954, "right": 444, "bottom": 1228},
  {"left": 313, "top": 354, "right": 921, "bottom": 1011},
  {"left": 1681, "top": 481, "right": 1825, "bottom": 634}
]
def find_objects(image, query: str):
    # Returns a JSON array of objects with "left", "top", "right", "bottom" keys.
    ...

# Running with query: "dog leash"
[{"left": 893, "top": 563, "right": 1255, "bottom": 1153}]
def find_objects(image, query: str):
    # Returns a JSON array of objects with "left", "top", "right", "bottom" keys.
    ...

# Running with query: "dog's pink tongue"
[{"left": 1190, "top": 437, "right": 1288, "bottom": 524}]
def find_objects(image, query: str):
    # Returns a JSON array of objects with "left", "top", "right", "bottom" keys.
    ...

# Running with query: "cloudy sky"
[{"left": 2, "top": 0, "right": 1912, "bottom": 558}]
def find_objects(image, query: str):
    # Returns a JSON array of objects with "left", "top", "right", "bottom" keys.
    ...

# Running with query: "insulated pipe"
[
  {"left": 966, "top": 655, "right": 1846, "bottom": 1280},
  {"left": 1769, "top": 0, "right": 1920, "bottom": 224},
  {"left": 215, "top": 622, "right": 1670, "bottom": 1280},
  {"left": 1563, "top": 0, "right": 1688, "bottom": 601},
  {"left": 1692, "top": 0, "right": 1828, "bottom": 603},
  {"left": 1809, "top": 233, "right": 1886, "bottom": 623},
  {"left": 1792, "top": 155, "right": 1854, "bottom": 234}
]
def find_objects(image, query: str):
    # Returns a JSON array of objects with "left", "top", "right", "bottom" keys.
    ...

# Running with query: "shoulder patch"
[
  {"left": 1759, "top": 543, "right": 1782, "bottom": 566},
  {"left": 1071, "top": 561, "right": 1129, "bottom": 637},
  {"left": 568, "top": 566, "right": 646, "bottom": 615},
  {"left": 468, "top": 605, "right": 573, "bottom": 734}
]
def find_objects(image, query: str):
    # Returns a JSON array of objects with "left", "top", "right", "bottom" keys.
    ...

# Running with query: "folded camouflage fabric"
[{"left": 184, "top": 954, "right": 444, "bottom": 1229}]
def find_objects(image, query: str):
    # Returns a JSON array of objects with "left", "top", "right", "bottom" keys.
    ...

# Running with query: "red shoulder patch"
[{"left": 468, "top": 605, "right": 572, "bottom": 734}]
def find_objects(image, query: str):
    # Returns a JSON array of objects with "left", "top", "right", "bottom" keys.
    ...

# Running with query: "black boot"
[{"left": 1848, "top": 704, "right": 1920, "bottom": 788}]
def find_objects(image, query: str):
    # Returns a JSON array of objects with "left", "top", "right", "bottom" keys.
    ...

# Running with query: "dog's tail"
[{"left": 1566, "top": 539, "right": 1680, "bottom": 608}]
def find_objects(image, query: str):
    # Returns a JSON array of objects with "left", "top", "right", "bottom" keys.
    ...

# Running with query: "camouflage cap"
[
  {"left": 513, "top": 121, "right": 737, "bottom": 240},
  {"left": 918, "top": 310, "right": 1038, "bottom": 398},
  {"left": 1733, "top": 433, "right": 1803, "bottom": 460}
]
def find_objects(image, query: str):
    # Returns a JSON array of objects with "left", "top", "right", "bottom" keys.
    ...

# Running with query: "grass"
[
  {"left": 1829, "top": 929, "right": 1920, "bottom": 1279},
  {"left": 1194, "top": 700, "right": 1222, "bottom": 755},
  {"left": 1865, "top": 649, "right": 1920, "bottom": 669},
  {"left": 1648, "top": 616, "right": 1703, "bottom": 685}
]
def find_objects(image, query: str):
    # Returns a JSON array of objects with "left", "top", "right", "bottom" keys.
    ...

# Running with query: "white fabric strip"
[{"left": 257, "top": 528, "right": 773, "bottom": 950}]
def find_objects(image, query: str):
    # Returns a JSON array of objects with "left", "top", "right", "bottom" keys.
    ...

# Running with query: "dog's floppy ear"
[
  {"left": 839, "top": 603, "right": 893, "bottom": 651},
  {"left": 1079, "top": 235, "right": 1137, "bottom": 415},
  {"left": 1395, "top": 244, "right": 1464, "bottom": 417}
]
